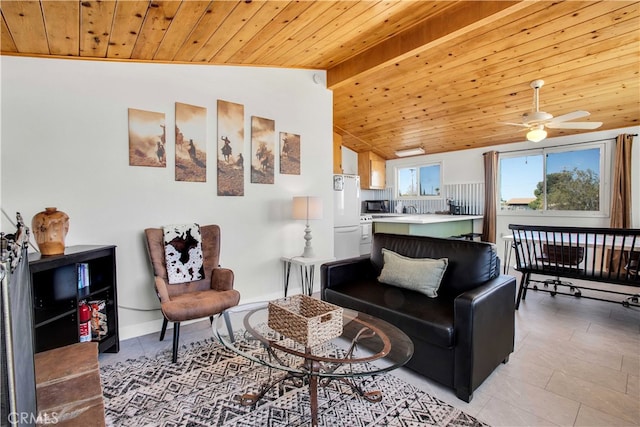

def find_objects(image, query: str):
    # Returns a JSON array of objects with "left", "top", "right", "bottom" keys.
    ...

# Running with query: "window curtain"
[
  {"left": 482, "top": 150, "right": 499, "bottom": 243},
  {"left": 609, "top": 134, "right": 634, "bottom": 273},
  {"left": 610, "top": 134, "right": 634, "bottom": 228}
]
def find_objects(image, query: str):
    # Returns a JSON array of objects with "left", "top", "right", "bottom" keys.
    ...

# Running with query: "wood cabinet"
[
  {"left": 29, "top": 245, "right": 119, "bottom": 354},
  {"left": 333, "top": 131, "right": 343, "bottom": 174},
  {"left": 358, "top": 151, "right": 386, "bottom": 189}
]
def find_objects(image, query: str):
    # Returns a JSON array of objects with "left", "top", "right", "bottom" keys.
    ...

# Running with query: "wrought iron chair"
[
  {"left": 536, "top": 243, "right": 585, "bottom": 297},
  {"left": 624, "top": 251, "right": 639, "bottom": 278}
]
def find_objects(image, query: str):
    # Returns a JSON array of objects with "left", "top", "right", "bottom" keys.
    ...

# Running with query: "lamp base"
[
  {"left": 302, "top": 246, "right": 315, "bottom": 258},
  {"left": 301, "top": 224, "right": 315, "bottom": 258}
]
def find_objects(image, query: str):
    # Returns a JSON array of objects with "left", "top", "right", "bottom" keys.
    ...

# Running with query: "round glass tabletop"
[{"left": 213, "top": 300, "right": 414, "bottom": 379}]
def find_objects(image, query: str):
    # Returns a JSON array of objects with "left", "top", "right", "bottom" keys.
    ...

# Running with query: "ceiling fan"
[{"left": 504, "top": 79, "right": 603, "bottom": 142}]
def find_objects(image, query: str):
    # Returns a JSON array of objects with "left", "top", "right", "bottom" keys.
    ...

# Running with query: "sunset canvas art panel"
[
  {"left": 250, "top": 116, "right": 275, "bottom": 184},
  {"left": 128, "top": 108, "right": 166, "bottom": 167},
  {"left": 280, "top": 132, "right": 300, "bottom": 175},
  {"left": 175, "top": 102, "right": 207, "bottom": 182},
  {"left": 217, "top": 100, "right": 245, "bottom": 196}
]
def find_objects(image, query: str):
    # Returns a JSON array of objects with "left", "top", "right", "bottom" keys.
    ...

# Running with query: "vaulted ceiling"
[{"left": 2, "top": 1, "right": 638, "bottom": 159}]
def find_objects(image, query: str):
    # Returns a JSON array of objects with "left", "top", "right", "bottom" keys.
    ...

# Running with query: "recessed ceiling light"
[{"left": 394, "top": 147, "right": 425, "bottom": 157}]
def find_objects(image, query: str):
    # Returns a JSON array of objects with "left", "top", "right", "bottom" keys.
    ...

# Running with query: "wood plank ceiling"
[{"left": 2, "top": 1, "right": 638, "bottom": 159}]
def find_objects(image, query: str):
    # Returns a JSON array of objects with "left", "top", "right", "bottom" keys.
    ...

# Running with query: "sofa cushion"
[
  {"left": 378, "top": 249, "right": 447, "bottom": 297},
  {"left": 324, "top": 279, "right": 455, "bottom": 348},
  {"left": 371, "top": 233, "right": 499, "bottom": 298}
]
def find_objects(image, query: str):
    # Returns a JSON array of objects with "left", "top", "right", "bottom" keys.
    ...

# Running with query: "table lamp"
[{"left": 292, "top": 196, "right": 323, "bottom": 257}]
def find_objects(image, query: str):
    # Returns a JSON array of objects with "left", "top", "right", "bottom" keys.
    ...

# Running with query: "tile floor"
[{"left": 99, "top": 270, "right": 640, "bottom": 426}]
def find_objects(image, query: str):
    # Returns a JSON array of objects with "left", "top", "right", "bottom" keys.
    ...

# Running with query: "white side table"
[{"left": 281, "top": 256, "right": 335, "bottom": 297}]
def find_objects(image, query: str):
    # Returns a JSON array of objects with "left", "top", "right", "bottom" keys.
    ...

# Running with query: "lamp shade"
[
  {"left": 292, "top": 196, "right": 323, "bottom": 221},
  {"left": 526, "top": 126, "right": 547, "bottom": 142}
]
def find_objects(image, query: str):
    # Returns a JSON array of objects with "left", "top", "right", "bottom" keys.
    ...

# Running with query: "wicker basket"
[{"left": 268, "top": 295, "right": 343, "bottom": 347}]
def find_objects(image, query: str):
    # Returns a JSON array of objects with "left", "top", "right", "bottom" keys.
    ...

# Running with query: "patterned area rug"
[{"left": 100, "top": 338, "right": 488, "bottom": 426}]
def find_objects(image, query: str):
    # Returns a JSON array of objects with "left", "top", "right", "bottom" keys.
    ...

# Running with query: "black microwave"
[{"left": 363, "top": 200, "right": 389, "bottom": 213}]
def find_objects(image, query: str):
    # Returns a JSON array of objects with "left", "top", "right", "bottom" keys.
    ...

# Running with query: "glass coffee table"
[{"left": 213, "top": 300, "right": 414, "bottom": 427}]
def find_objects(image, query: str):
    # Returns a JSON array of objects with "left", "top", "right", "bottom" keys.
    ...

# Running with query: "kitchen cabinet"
[
  {"left": 358, "top": 151, "right": 386, "bottom": 189},
  {"left": 333, "top": 131, "right": 343, "bottom": 174},
  {"left": 29, "top": 245, "right": 119, "bottom": 354},
  {"left": 333, "top": 132, "right": 359, "bottom": 175},
  {"left": 342, "top": 146, "right": 358, "bottom": 175}
]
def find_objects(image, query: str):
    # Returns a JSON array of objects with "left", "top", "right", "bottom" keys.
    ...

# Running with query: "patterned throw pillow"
[
  {"left": 378, "top": 248, "right": 448, "bottom": 298},
  {"left": 163, "top": 224, "right": 205, "bottom": 284}
]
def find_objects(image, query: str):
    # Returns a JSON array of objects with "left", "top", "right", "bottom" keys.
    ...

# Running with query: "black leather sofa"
[{"left": 321, "top": 232, "right": 516, "bottom": 402}]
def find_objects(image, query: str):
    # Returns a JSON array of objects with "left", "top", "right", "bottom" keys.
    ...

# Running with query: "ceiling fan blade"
[
  {"left": 499, "top": 122, "right": 529, "bottom": 128},
  {"left": 546, "top": 121, "right": 603, "bottom": 129},
  {"left": 548, "top": 110, "right": 590, "bottom": 124},
  {"left": 482, "top": 128, "right": 527, "bottom": 138}
]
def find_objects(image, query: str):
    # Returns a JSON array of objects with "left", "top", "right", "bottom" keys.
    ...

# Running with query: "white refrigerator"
[{"left": 333, "top": 174, "right": 361, "bottom": 260}]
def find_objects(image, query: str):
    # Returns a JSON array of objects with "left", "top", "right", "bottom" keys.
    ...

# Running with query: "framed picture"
[
  {"left": 279, "top": 132, "right": 300, "bottom": 175},
  {"left": 217, "top": 100, "right": 245, "bottom": 196},
  {"left": 128, "top": 108, "right": 166, "bottom": 167},
  {"left": 250, "top": 116, "right": 275, "bottom": 184},
  {"left": 333, "top": 175, "right": 344, "bottom": 191},
  {"left": 175, "top": 102, "right": 206, "bottom": 182}
]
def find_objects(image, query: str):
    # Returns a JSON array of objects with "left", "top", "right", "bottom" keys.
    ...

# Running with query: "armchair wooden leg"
[
  {"left": 160, "top": 318, "right": 168, "bottom": 341},
  {"left": 172, "top": 322, "right": 180, "bottom": 363}
]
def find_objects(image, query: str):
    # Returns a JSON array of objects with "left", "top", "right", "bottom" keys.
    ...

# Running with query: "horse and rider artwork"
[
  {"left": 175, "top": 102, "right": 206, "bottom": 182},
  {"left": 279, "top": 132, "right": 300, "bottom": 175},
  {"left": 128, "top": 108, "right": 167, "bottom": 168},
  {"left": 128, "top": 100, "right": 302, "bottom": 194},
  {"left": 250, "top": 116, "right": 275, "bottom": 184},
  {"left": 217, "top": 100, "right": 245, "bottom": 196}
]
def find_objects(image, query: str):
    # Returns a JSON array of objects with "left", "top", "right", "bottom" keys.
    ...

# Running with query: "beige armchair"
[{"left": 144, "top": 225, "right": 240, "bottom": 362}]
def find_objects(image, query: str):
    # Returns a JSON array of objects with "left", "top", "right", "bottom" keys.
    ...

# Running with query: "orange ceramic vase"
[{"left": 32, "top": 207, "right": 69, "bottom": 255}]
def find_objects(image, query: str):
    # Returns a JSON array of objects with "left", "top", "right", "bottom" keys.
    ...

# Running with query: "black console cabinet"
[{"left": 28, "top": 245, "right": 119, "bottom": 353}]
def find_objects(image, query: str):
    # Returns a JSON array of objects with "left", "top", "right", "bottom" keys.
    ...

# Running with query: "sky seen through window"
[{"left": 500, "top": 148, "right": 600, "bottom": 201}]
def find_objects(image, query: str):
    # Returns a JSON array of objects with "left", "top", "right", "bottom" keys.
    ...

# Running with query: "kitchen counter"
[
  {"left": 372, "top": 214, "right": 483, "bottom": 238},
  {"left": 372, "top": 214, "right": 483, "bottom": 224}
]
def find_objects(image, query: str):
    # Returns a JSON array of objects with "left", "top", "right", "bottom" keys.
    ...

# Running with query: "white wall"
[
  {"left": 1, "top": 56, "right": 334, "bottom": 339},
  {"left": 387, "top": 126, "right": 640, "bottom": 239}
]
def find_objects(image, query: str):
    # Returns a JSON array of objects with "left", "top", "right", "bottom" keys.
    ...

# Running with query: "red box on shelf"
[{"left": 89, "top": 300, "right": 108, "bottom": 340}]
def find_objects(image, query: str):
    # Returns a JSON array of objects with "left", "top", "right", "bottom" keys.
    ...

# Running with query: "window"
[
  {"left": 499, "top": 143, "right": 605, "bottom": 214},
  {"left": 397, "top": 163, "right": 441, "bottom": 198}
]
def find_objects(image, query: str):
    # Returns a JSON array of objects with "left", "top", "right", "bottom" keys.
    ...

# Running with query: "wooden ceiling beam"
[{"left": 326, "top": 0, "right": 530, "bottom": 89}]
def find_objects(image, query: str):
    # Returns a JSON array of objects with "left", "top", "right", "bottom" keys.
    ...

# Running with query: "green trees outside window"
[{"left": 500, "top": 145, "right": 603, "bottom": 214}]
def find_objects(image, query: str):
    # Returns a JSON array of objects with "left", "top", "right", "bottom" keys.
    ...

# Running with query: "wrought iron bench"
[{"left": 509, "top": 224, "right": 640, "bottom": 309}]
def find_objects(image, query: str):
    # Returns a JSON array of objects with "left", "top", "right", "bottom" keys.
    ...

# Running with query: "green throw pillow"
[{"left": 378, "top": 248, "right": 448, "bottom": 298}]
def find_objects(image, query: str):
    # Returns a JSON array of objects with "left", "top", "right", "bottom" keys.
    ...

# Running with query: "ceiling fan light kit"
[
  {"left": 526, "top": 125, "right": 547, "bottom": 142},
  {"left": 505, "top": 79, "right": 603, "bottom": 143},
  {"left": 395, "top": 147, "right": 425, "bottom": 157}
]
